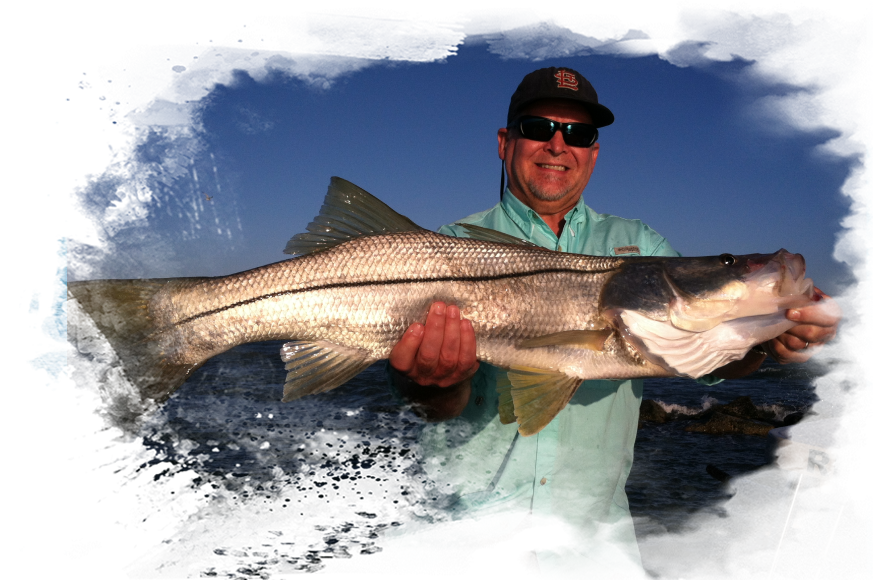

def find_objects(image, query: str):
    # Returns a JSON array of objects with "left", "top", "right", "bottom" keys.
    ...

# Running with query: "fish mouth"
[
  {"left": 606, "top": 250, "right": 815, "bottom": 378},
  {"left": 743, "top": 249, "right": 814, "bottom": 309},
  {"left": 647, "top": 249, "right": 814, "bottom": 332},
  {"left": 674, "top": 249, "right": 815, "bottom": 326}
]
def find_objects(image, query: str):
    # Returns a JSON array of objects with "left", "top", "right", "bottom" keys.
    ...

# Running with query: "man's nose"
[{"left": 545, "top": 130, "right": 567, "bottom": 153}]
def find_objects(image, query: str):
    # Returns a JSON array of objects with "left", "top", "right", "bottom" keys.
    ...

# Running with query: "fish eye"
[{"left": 718, "top": 253, "right": 736, "bottom": 266}]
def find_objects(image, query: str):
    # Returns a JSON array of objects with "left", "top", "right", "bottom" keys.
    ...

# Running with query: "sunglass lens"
[
  {"left": 520, "top": 118, "right": 556, "bottom": 141},
  {"left": 518, "top": 117, "right": 597, "bottom": 147},
  {"left": 564, "top": 125, "right": 597, "bottom": 147}
]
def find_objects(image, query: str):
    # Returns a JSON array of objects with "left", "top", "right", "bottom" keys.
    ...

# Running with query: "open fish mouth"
[
  {"left": 663, "top": 249, "right": 815, "bottom": 327},
  {"left": 733, "top": 249, "right": 815, "bottom": 318}
]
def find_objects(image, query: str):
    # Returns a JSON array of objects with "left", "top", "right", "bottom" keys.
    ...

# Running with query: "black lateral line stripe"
[{"left": 176, "top": 267, "right": 616, "bottom": 326}]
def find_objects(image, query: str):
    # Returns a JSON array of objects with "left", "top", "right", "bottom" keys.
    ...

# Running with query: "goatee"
[{"left": 527, "top": 181, "right": 572, "bottom": 202}]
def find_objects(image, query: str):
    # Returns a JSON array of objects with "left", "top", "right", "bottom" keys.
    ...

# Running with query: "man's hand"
[
  {"left": 389, "top": 301, "right": 479, "bottom": 387},
  {"left": 765, "top": 287, "right": 841, "bottom": 364}
]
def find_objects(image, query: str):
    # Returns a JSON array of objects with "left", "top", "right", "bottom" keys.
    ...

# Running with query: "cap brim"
[
  {"left": 585, "top": 103, "right": 615, "bottom": 128},
  {"left": 510, "top": 98, "right": 615, "bottom": 128}
]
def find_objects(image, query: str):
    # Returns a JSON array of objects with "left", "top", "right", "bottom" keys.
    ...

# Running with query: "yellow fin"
[
  {"left": 507, "top": 366, "right": 583, "bottom": 436},
  {"left": 496, "top": 372, "right": 516, "bottom": 424},
  {"left": 517, "top": 329, "right": 611, "bottom": 351}
]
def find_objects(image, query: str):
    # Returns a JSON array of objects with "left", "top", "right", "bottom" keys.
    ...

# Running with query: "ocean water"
[{"left": 116, "top": 340, "right": 822, "bottom": 577}]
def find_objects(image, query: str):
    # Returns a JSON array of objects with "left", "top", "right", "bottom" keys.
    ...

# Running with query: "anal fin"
[{"left": 280, "top": 341, "right": 375, "bottom": 402}]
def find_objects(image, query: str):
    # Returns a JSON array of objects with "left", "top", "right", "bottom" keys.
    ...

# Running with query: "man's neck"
[
  {"left": 541, "top": 214, "right": 566, "bottom": 236},
  {"left": 504, "top": 188, "right": 581, "bottom": 237}
]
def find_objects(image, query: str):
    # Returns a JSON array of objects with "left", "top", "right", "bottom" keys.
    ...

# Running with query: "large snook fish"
[{"left": 68, "top": 177, "right": 816, "bottom": 435}]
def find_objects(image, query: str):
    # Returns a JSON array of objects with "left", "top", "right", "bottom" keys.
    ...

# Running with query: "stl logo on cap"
[{"left": 554, "top": 70, "right": 579, "bottom": 91}]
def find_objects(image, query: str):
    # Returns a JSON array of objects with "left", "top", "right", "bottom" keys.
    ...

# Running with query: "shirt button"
[{"left": 540, "top": 477, "right": 547, "bottom": 485}]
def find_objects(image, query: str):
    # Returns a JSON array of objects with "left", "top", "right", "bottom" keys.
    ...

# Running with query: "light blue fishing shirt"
[{"left": 417, "top": 189, "right": 697, "bottom": 568}]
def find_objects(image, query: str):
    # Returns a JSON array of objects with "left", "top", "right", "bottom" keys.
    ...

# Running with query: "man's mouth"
[{"left": 537, "top": 163, "right": 568, "bottom": 171}]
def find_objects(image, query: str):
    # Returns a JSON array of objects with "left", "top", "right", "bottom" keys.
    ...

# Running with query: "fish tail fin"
[{"left": 67, "top": 278, "right": 209, "bottom": 410}]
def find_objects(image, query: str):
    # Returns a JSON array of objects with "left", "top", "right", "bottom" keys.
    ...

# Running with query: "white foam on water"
[
  {"left": 654, "top": 394, "right": 723, "bottom": 417},
  {"left": 701, "top": 395, "right": 720, "bottom": 410},
  {"left": 759, "top": 402, "right": 799, "bottom": 423},
  {"left": 653, "top": 376, "right": 861, "bottom": 421}
]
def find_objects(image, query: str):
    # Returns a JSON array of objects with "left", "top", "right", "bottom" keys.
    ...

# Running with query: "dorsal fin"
[
  {"left": 456, "top": 223, "right": 538, "bottom": 246},
  {"left": 284, "top": 177, "right": 424, "bottom": 256}
]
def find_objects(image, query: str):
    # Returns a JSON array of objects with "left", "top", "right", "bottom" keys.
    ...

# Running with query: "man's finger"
[
  {"left": 768, "top": 334, "right": 813, "bottom": 365},
  {"left": 388, "top": 323, "right": 424, "bottom": 374},
  {"left": 437, "top": 304, "right": 462, "bottom": 373},
  {"left": 458, "top": 318, "right": 479, "bottom": 376},
  {"left": 777, "top": 331, "right": 811, "bottom": 353},
  {"left": 787, "top": 294, "right": 842, "bottom": 328},
  {"left": 415, "top": 302, "right": 447, "bottom": 373}
]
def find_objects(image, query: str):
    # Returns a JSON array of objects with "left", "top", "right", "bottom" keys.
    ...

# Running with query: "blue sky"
[{"left": 67, "top": 1, "right": 866, "bottom": 333}]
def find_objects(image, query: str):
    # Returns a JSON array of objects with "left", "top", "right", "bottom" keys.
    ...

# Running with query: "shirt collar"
[{"left": 500, "top": 188, "right": 589, "bottom": 238}]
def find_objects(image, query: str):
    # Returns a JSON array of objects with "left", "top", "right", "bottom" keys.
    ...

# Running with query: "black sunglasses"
[{"left": 507, "top": 115, "right": 599, "bottom": 148}]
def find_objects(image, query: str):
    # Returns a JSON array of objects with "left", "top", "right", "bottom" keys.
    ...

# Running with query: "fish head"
[
  {"left": 602, "top": 249, "right": 814, "bottom": 330},
  {"left": 725, "top": 249, "right": 815, "bottom": 314},
  {"left": 600, "top": 250, "right": 816, "bottom": 377}
]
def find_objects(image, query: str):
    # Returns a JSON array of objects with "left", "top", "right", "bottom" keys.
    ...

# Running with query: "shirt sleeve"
[
  {"left": 437, "top": 223, "right": 466, "bottom": 238},
  {"left": 635, "top": 222, "right": 679, "bottom": 258}
]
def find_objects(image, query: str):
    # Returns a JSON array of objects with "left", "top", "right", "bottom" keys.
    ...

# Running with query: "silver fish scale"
[
  {"left": 67, "top": 176, "right": 816, "bottom": 425},
  {"left": 151, "top": 231, "right": 636, "bottom": 374}
]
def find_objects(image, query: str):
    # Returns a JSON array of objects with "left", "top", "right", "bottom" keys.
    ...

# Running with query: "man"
[{"left": 387, "top": 67, "right": 839, "bottom": 569}]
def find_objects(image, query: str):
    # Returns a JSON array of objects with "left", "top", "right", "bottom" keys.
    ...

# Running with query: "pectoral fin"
[
  {"left": 517, "top": 329, "right": 611, "bottom": 351},
  {"left": 280, "top": 341, "right": 375, "bottom": 402},
  {"left": 503, "top": 366, "right": 583, "bottom": 436}
]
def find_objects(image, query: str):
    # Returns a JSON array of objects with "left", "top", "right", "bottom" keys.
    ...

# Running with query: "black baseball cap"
[{"left": 507, "top": 67, "right": 614, "bottom": 128}]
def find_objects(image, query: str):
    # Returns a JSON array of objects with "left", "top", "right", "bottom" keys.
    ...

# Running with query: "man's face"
[{"left": 498, "top": 99, "right": 600, "bottom": 217}]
